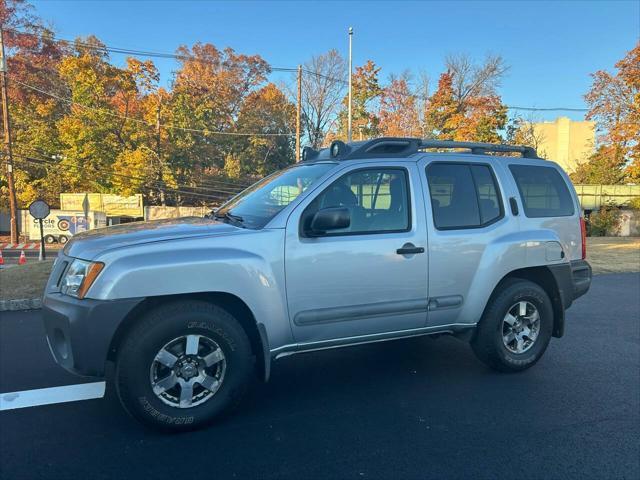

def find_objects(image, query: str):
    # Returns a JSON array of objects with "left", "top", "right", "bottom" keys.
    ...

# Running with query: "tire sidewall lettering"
[{"left": 186, "top": 321, "right": 236, "bottom": 352}]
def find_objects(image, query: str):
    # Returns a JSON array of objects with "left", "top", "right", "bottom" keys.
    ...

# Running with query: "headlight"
[{"left": 61, "top": 259, "right": 104, "bottom": 299}]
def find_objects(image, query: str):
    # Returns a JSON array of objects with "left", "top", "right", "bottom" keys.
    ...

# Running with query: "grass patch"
[
  {"left": 0, "top": 260, "right": 54, "bottom": 301},
  {"left": 586, "top": 237, "right": 640, "bottom": 274}
]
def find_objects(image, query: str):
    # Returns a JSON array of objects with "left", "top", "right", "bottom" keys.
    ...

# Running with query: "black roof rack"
[
  {"left": 418, "top": 140, "right": 539, "bottom": 159},
  {"left": 302, "top": 137, "right": 540, "bottom": 161}
]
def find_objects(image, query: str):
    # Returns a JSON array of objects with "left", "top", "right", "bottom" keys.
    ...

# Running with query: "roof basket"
[
  {"left": 301, "top": 137, "right": 539, "bottom": 161},
  {"left": 418, "top": 140, "right": 539, "bottom": 159}
]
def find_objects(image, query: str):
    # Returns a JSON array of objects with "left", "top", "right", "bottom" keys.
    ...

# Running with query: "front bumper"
[{"left": 43, "top": 293, "right": 142, "bottom": 377}]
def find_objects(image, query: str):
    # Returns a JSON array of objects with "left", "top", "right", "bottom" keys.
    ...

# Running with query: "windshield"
[{"left": 216, "top": 163, "right": 336, "bottom": 229}]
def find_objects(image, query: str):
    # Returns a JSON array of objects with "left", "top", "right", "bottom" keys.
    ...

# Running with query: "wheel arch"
[
  {"left": 484, "top": 266, "right": 565, "bottom": 338},
  {"left": 107, "top": 292, "right": 271, "bottom": 382}
]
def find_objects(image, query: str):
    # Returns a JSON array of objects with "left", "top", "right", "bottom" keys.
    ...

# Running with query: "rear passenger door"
[{"left": 420, "top": 159, "right": 510, "bottom": 327}]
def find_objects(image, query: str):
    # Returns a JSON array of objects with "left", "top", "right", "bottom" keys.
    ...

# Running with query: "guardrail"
[{"left": 575, "top": 184, "right": 640, "bottom": 210}]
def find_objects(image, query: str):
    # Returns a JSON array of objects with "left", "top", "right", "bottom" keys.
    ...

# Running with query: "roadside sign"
[
  {"left": 28, "top": 200, "right": 50, "bottom": 220},
  {"left": 82, "top": 194, "right": 90, "bottom": 219},
  {"left": 28, "top": 200, "right": 50, "bottom": 261}
]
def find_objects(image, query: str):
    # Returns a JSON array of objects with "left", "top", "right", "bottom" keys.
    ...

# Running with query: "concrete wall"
[
  {"left": 619, "top": 210, "right": 640, "bottom": 237},
  {"left": 144, "top": 206, "right": 211, "bottom": 220},
  {"left": 0, "top": 210, "right": 25, "bottom": 232}
]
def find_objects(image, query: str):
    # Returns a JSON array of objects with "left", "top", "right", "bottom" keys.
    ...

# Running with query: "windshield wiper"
[{"left": 214, "top": 211, "right": 245, "bottom": 227}]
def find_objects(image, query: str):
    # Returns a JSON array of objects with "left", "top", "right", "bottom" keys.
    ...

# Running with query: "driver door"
[{"left": 284, "top": 163, "right": 429, "bottom": 344}]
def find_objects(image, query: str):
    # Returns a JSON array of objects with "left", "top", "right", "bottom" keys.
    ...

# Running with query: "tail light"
[{"left": 580, "top": 217, "right": 587, "bottom": 260}]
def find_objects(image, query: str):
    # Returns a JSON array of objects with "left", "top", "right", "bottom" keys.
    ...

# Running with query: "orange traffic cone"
[
  {"left": 0, "top": 250, "right": 4, "bottom": 266},
  {"left": 18, "top": 250, "right": 26, "bottom": 265}
]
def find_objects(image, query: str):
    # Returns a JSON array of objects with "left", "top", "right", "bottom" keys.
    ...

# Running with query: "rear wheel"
[
  {"left": 471, "top": 279, "right": 553, "bottom": 372},
  {"left": 58, "top": 235, "right": 69, "bottom": 244},
  {"left": 44, "top": 235, "right": 57, "bottom": 244},
  {"left": 115, "top": 300, "right": 254, "bottom": 431}
]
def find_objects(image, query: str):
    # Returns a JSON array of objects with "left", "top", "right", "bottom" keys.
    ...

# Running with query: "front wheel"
[
  {"left": 115, "top": 300, "right": 254, "bottom": 431},
  {"left": 471, "top": 279, "right": 553, "bottom": 372}
]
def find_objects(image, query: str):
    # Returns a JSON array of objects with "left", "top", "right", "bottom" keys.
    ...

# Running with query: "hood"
[{"left": 64, "top": 216, "right": 242, "bottom": 260}]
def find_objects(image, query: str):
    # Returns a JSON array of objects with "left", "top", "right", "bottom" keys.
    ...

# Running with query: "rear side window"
[
  {"left": 426, "top": 163, "right": 503, "bottom": 229},
  {"left": 509, "top": 165, "right": 575, "bottom": 218}
]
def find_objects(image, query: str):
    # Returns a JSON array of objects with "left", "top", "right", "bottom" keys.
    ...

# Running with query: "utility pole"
[
  {"left": 156, "top": 101, "right": 165, "bottom": 206},
  {"left": 296, "top": 65, "right": 302, "bottom": 162},
  {"left": 347, "top": 27, "right": 353, "bottom": 143},
  {"left": 0, "top": 28, "right": 19, "bottom": 244}
]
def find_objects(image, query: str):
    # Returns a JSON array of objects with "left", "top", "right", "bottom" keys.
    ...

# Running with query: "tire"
[
  {"left": 44, "top": 235, "right": 57, "bottom": 244},
  {"left": 471, "top": 279, "right": 553, "bottom": 372},
  {"left": 58, "top": 235, "right": 69, "bottom": 244},
  {"left": 115, "top": 300, "right": 254, "bottom": 431}
]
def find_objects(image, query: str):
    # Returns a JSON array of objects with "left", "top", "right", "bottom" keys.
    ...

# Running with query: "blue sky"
[{"left": 32, "top": 0, "right": 639, "bottom": 121}]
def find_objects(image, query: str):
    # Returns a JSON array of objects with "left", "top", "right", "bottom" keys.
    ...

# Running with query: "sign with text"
[{"left": 60, "top": 193, "right": 144, "bottom": 217}]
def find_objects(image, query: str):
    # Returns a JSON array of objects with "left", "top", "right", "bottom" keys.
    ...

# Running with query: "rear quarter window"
[{"left": 509, "top": 165, "right": 575, "bottom": 218}]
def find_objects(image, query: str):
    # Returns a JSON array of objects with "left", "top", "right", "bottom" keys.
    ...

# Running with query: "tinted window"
[
  {"left": 304, "top": 168, "right": 410, "bottom": 235},
  {"left": 426, "top": 163, "right": 503, "bottom": 229},
  {"left": 471, "top": 165, "right": 502, "bottom": 224},
  {"left": 509, "top": 165, "right": 575, "bottom": 217}
]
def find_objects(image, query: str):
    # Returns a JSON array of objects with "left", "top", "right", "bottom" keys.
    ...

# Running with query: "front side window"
[
  {"left": 509, "top": 165, "right": 575, "bottom": 218},
  {"left": 216, "top": 163, "right": 335, "bottom": 229},
  {"left": 426, "top": 163, "right": 503, "bottom": 229},
  {"left": 303, "top": 168, "right": 410, "bottom": 235}
]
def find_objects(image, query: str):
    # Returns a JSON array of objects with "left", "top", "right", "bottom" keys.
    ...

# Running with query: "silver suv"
[{"left": 43, "top": 138, "right": 591, "bottom": 431}]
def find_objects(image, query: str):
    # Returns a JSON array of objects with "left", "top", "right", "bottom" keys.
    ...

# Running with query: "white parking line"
[{"left": 0, "top": 382, "right": 106, "bottom": 411}]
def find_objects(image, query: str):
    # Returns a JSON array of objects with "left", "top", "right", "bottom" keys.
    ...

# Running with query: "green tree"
[
  {"left": 230, "top": 83, "right": 295, "bottom": 177},
  {"left": 571, "top": 145, "right": 627, "bottom": 184}
]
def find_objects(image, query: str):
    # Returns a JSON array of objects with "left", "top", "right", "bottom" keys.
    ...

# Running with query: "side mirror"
[{"left": 308, "top": 207, "right": 350, "bottom": 235}]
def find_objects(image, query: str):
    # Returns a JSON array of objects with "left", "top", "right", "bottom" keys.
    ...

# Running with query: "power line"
[
  {"left": 302, "top": 68, "right": 588, "bottom": 112},
  {"left": 12, "top": 78, "right": 295, "bottom": 137},
  {"left": 4, "top": 27, "right": 298, "bottom": 73},
  {"left": 7, "top": 26, "right": 588, "bottom": 113},
  {"left": 14, "top": 144, "right": 251, "bottom": 194},
  {"left": 12, "top": 154, "right": 237, "bottom": 202}
]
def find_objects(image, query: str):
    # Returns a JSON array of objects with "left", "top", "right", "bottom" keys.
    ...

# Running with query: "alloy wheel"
[
  {"left": 149, "top": 334, "right": 227, "bottom": 408},
  {"left": 502, "top": 301, "right": 541, "bottom": 354}
]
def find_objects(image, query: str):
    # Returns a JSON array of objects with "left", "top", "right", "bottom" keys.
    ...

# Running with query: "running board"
[{"left": 271, "top": 323, "right": 477, "bottom": 359}]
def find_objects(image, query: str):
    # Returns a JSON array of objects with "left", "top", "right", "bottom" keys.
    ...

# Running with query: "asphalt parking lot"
[{"left": 1, "top": 273, "right": 639, "bottom": 480}]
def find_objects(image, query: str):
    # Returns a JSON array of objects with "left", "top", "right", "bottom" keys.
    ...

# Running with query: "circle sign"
[
  {"left": 57, "top": 219, "right": 70, "bottom": 231},
  {"left": 28, "top": 199, "right": 50, "bottom": 220}
]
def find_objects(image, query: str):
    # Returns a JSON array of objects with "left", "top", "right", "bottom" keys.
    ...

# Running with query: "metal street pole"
[
  {"left": 0, "top": 27, "right": 19, "bottom": 244},
  {"left": 347, "top": 27, "right": 353, "bottom": 143},
  {"left": 296, "top": 65, "right": 302, "bottom": 162},
  {"left": 156, "top": 101, "right": 166, "bottom": 205}
]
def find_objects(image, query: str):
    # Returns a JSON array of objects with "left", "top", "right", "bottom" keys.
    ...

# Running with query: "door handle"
[{"left": 396, "top": 243, "right": 425, "bottom": 255}]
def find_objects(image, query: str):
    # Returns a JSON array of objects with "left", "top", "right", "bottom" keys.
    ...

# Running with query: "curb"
[{"left": 0, "top": 298, "right": 42, "bottom": 312}]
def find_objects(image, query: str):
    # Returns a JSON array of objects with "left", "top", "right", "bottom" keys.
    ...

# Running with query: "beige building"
[{"left": 526, "top": 117, "right": 595, "bottom": 173}]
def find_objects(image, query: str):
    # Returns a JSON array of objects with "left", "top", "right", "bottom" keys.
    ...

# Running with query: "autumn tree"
[
  {"left": 168, "top": 42, "right": 270, "bottom": 189},
  {"left": 577, "top": 42, "right": 639, "bottom": 184},
  {"left": 424, "top": 55, "right": 508, "bottom": 142},
  {"left": 227, "top": 83, "right": 295, "bottom": 177},
  {"left": 335, "top": 60, "right": 382, "bottom": 140},
  {"left": 300, "top": 49, "right": 346, "bottom": 148},
  {"left": 378, "top": 73, "right": 421, "bottom": 137},
  {"left": 0, "top": 0, "right": 68, "bottom": 206},
  {"left": 506, "top": 115, "right": 547, "bottom": 157}
]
